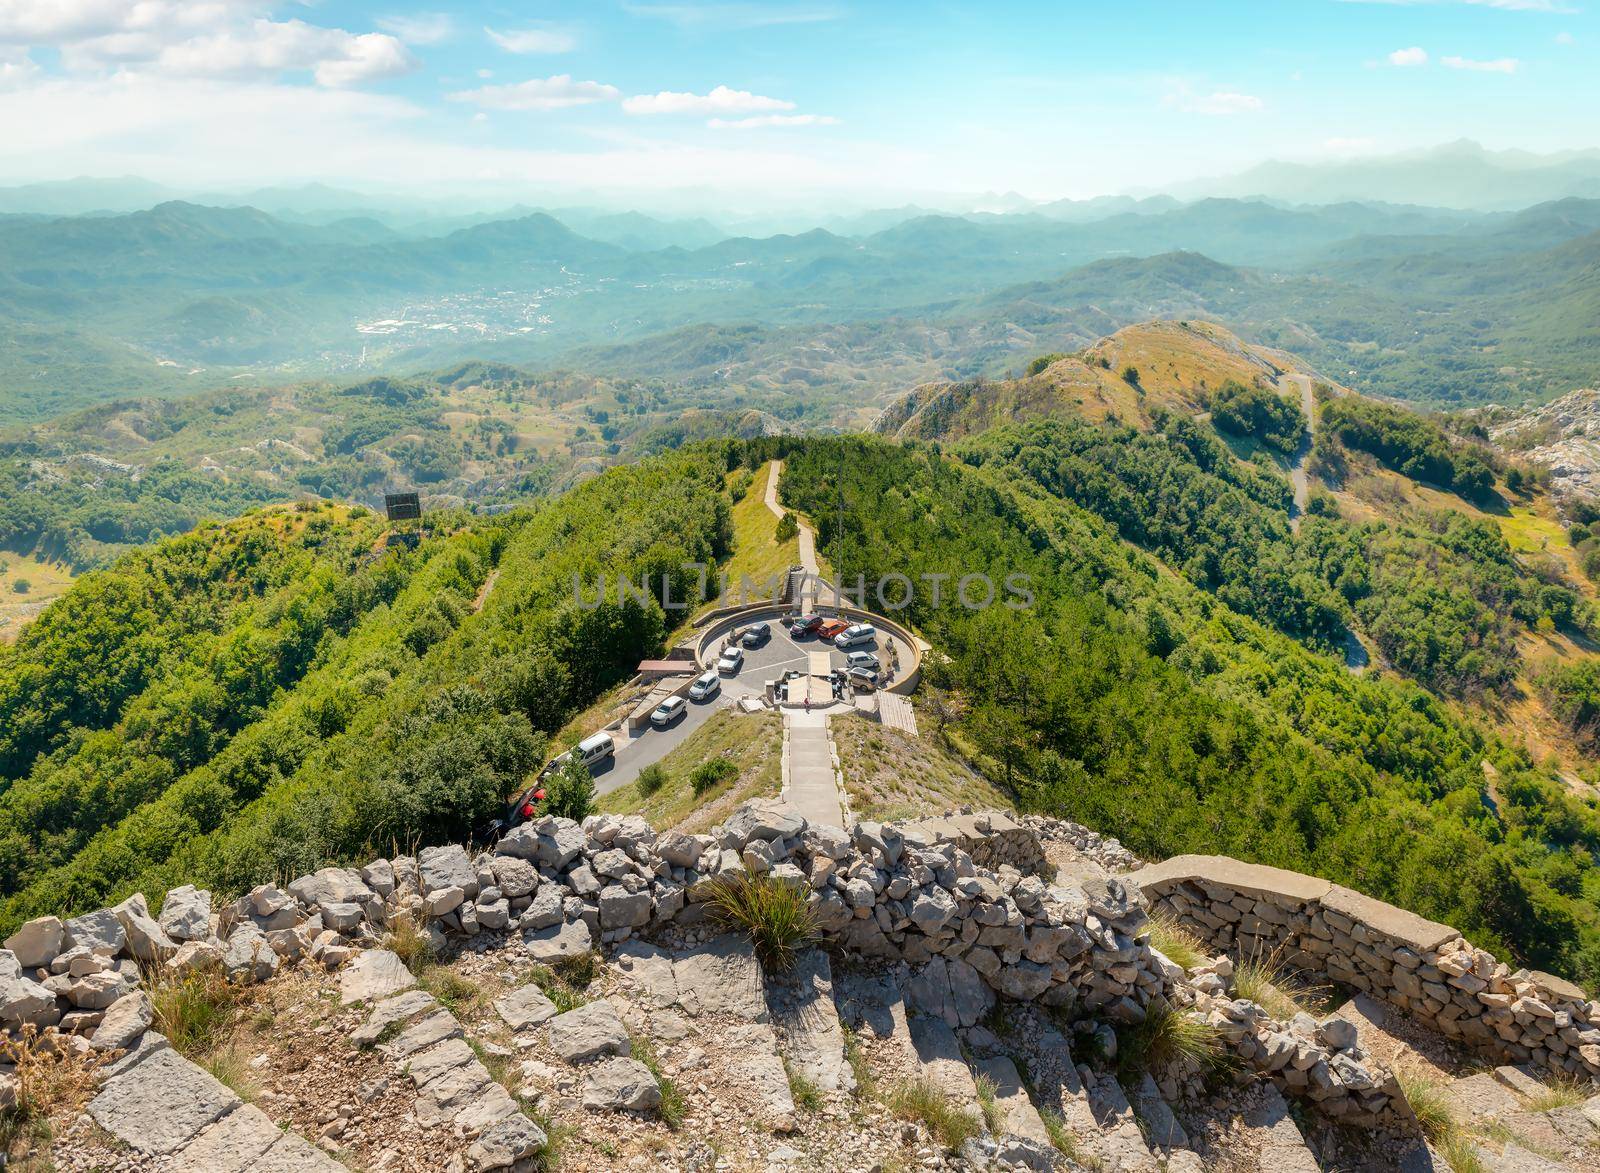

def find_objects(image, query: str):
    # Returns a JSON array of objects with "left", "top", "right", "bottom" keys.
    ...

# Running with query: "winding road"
[{"left": 1286, "top": 373, "right": 1316, "bottom": 532}]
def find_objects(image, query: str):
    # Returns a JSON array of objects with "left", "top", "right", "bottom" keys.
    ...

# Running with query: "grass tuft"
[
  {"left": 1146, "top": 913, "right": 1207, "bottom": 972},
  {"left": 384, "top": 913, "right": 437, "bottom": 977},
  {"left": 1117, "top": 1001, "right": 1226, "bottom": 1081},
  {"left": 1231, "top": 946, "right": 1328, "bottom": 1020},
  {"left": 784, "top": 1059, "right": 823, "bottom": 1113},
  {"left": 974, "top": 1073, "right": 1003, "bottom": 1134},
  {"left": 419, "top": 967, "right": 483, "bottom": 1017},
  {"left": 1, "top": 1025, "right": 105, "bottom": 1159},
  {"left": 1397, "top": 1070, "right": 1488, "bottom": 1173},
  {"left": 887, "top": 1077, "right": 982, "bottom": 1153},
  {"left": 632, "top": 1037, "right": 686, "bottom": 1129},
  {"left": 841, "top": 1025, "right": 875, "bottom": 1100},
  {"left": 703, "top": 870, "right": 818, "bottom": 972},
  {"left": 1521, "top": 1074, "right": 1588, "bottom": 1113},
  {"left": 203, "top": 1045, "right": 258, "bottom": 1101},
  {"left": 148, "top": 970, "right": 243, "bottom": 1058}
]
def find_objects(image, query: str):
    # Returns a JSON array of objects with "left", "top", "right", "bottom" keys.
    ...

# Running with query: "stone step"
[
  {"left": 1080, "top": 1065, "right": 1164, "bottom": 1172},
  {"left": 971, "top": 1054, "right": 1051, "bottom": 1147},
  {"left": 351, "top": 978, "right": 548, "bottom": 1169},
  {"left": 767, "top": 947, "right": 855, "bottom": 1094},
  {"left": 610, "top": 933, "right": 797, "bottom": 1132},
  {"left": 908, "top": 1012, "right": 979, "bottom": 1102},
  {"left": 832, "top": 962, "right": 922, "bottom": 1073},
  {"left": 86, "top": 1046, "right": 342, "bottom": 1172},
  {"left": 1219, "top": 1082, "right": 1321, "bottom": 1173}
]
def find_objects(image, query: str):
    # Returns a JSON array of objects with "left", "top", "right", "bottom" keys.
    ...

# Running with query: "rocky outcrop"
[{"left": 1133, "top": 855, "right": 1600, "bottom": 1084}]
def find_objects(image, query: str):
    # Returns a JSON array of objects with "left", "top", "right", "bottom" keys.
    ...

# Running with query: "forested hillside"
[
  {"left": 0, "top": 451, "right": 730, "bottom": 931},
  {"left": 770, "top": 436, "right": 1600, "bottom": 986}
]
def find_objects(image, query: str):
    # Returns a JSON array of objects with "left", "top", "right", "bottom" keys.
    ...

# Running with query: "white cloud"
[
  {"left": 1165, "top": 87, "right": 1264, "bottom": 115},
  {"left": 153, "top": 20, "right": 416, "bottom": 87},
  {"left": 620, "top": 3, "right": 840, "bottom": 28},
  {"left": 0, "top": 0, "right": 253, "bottom": 44},
  {"left": 375, "top": 13, "right": 453, "bottom": 46},
  {"left": 622, "top": 84, "right": 793, "bottom": 116},
  {"left": 446, "top": 74, "right": 620, "bottom": 111},
  {"left": 486, "top": 26, "right": 576, "bottom": 54},
  {"left": 1442, "top": 54, "right": 1520, "bottom": 72},
  {"left": 1388, "top": 46, "right": 1428, "bottom": 66},
  {"left": 0, "top": 51, "right": 36, "bottom": 87},
  {"left": 708, "top": 113, "right": 839, "bottom": 129}
]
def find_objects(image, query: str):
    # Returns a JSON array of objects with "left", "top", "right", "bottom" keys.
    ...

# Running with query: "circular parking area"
[{"left": 696, "top": 606, "right": 918, "bottom": 694}]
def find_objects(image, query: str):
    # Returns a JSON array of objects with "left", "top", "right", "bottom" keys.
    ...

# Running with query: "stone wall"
[
  {"left": 898, "top": 810, "right": 1048, "bottom": 877},
  {"left": 1132, "top": 855, "right": 1600, "bottom": 1084}
]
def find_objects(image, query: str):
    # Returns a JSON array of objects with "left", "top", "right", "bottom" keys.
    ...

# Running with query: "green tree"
[{"left": 545, "top": 754, "right": 596, "bottom": 822}]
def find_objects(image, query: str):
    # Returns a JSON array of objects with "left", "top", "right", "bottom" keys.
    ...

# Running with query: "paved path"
[
  {"left": 764, "top": 459, "right": 822, "bottom": 614},
  {"left": 784, "top": 708, "right": 844, "bottom": 829}
]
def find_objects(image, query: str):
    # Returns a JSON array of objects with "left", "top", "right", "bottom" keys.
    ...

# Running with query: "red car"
[
  {"left": 789, "top": 614, "right": 823, "bottom": 638},
  {"left": 816, "top": 618, "right": 851, "bottom": 641}
]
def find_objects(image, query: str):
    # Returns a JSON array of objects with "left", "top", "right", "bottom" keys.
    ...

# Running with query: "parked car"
[
  {"left": 651, "top": 696, "right": 687, "bottom": 727},
  {"left": 846, "top": 667, "right": 878, "bottom": 691},
  {"left": 688, "top": 670, "right": 721, "bottom": 701},
  {"left": 740, "top": 622, "right": 771, "bottom": 649},
  {"left": 816, "top": 618, "right": 851, "bottom": 640},
  {"left": 789, "top": 614, "right": 823, "bottom": 638},
  {"left": 717, "top": 645, "right": 745, "bottom": 674},
  {"left": 541, "top": 731, "right": 615, "bottom": 777},
  {"left": 834, "top": 623, "right": 877, "bottom": 649},
  {"left": 846, "top": 650, "right": 880, "bottom": 672}
]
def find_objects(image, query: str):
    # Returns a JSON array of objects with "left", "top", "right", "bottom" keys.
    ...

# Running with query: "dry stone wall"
[{"left": 1132, "top": 854, "right": 1600, "bottom": 1084}]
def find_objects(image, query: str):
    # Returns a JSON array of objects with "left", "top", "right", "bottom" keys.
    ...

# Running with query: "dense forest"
[
  {"left": 769, "top": 435, "right": 1600, "bottom": 985},
  {"left": 0, "top": 450, "right": 730, "bottom": 929}
]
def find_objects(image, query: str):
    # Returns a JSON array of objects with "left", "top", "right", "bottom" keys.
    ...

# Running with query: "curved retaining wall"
[
  {"left": 691, "top": 602, "right": 924, "bottom": 695},
  {"left": 1131, "top": 855, "right": 1600, "bottom": 1084}
]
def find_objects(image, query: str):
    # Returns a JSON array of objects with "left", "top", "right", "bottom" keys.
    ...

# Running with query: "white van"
[
  {"left": 834, "top": 623, "right": 877, "bottom": 649},
  {"left": 576, "top": 732, "right": 615, "bottom": 766}
]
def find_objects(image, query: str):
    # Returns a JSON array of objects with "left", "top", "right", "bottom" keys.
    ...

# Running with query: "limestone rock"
[
  {"left": 582, "top": 1057, "right": 661, "bottom": 1112},
  {"left": 113, "top": 893, "right": 177, "bottom": 964},
  {"left": 63, "top": 906, "right": 128, "bottom": 956},
  {"left": 419, "top": 844, "right": 479, "bottom": 898},
  {"left": 4, "top": 915, "right": 65, "bottom": 969},
  {"left": 549, "top": 999, "right": 631, "bottom": 1063},
  {"left": 157, "top": 885, "right": 212, "bottom": 943},
  {"left": 91, "top": 990, "right": 154, "bottom": 1053},
  {"left": 87, "top": 1047, "right": 239, "bottom": 1156},
  {"left": 494, "top": 984, "right": 559, "bottom": 1031},
  {"left": 523, "top": 918, "right": 592, "bottom": 964},
  {"left": 338, "top": 948, "right": 417, "bottom": 1005}
]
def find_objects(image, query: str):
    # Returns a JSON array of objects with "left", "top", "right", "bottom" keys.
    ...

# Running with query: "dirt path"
[{"left": 471, "top": 567, "right": 500, "bottom": 613}]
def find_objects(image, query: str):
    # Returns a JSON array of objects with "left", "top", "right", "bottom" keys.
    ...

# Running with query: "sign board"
[{"left": 384, "top": 492, "right": 421, "bottom": 522}]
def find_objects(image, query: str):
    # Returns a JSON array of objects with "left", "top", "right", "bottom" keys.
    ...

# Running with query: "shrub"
[
  {"left": 775, "top": 511, "right": 799, "bottom": 542},
  {"left": 11, "top": 579, "right": 29, "bottom": 595},
  {"left": 1121, "top": 365, "right": 1140, "bottom": 386},
  {"left": 0, "top": 1024, "right": 105, "bottom": 1156},
  {"left": 689, "top": 756, "right": 738, "bottom": 795},
  {"left": 703, "top": 871, "right": 817, "bottom": 971},
  {"left": 887, "top": 1077, "right": 982, "bottom": 1152},
  {"left": 544, "top": 755, "right": 596, "bottom": 822},
  {"left": 636, "top": 763, "right": 667, "bottom": 797}
]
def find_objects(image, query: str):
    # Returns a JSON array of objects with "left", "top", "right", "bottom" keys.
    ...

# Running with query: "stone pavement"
[{"left": 783, "top": 708, "right": 844, "bottom": 829}]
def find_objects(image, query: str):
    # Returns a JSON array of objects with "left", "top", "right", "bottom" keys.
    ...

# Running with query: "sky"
[{"left": 0, "top": 0, "right": 1594, "bottom": 209}]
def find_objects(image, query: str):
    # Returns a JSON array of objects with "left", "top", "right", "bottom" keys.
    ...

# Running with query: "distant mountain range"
[{"left": 3, "top": 183, "right": 1600, "bottom": 424}]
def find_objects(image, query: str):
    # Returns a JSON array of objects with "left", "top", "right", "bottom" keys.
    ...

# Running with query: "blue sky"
[{"left": 0, "top": 0, "right": 1593, "bottom": 206}]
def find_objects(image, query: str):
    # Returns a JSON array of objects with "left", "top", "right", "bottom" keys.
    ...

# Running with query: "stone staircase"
[
  {"left": 342, "top": 951, "right": 548, "bottom": 1170},
  {"left": 86, "top": 1040, "right": 345, "bottom": 1172}
]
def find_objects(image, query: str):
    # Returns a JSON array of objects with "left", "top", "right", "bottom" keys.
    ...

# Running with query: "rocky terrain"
[
  {"left": 1480, "top": 388, "right": 1600, "bottom": 506},
  {"left": 3, "top": 803, "right": 1599, "bottom": 1172}
]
